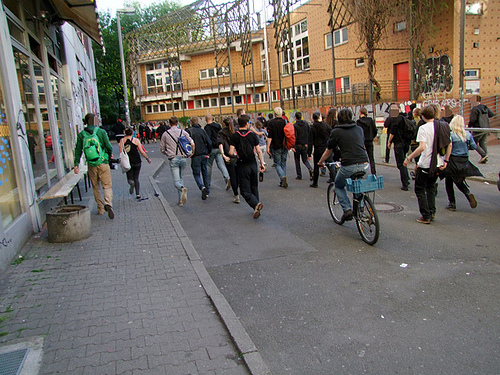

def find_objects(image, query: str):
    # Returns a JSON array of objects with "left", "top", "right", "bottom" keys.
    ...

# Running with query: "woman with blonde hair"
[{"left": 443, "top": 115, "right": 483, "bottom": 211}]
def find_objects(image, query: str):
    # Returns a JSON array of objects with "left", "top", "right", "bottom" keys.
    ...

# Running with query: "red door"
[{"left": 395, "top": 62, "right": 410, "bottom": 102}]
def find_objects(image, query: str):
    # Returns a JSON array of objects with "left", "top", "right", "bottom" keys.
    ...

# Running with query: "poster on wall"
[{"left": 465, "top": 80, "right": 480, "bottom": 95}]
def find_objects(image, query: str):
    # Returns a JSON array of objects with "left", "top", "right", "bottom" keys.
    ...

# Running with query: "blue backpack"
[{"left": 167, "top": 130, "right": 193, "bottom": 157}]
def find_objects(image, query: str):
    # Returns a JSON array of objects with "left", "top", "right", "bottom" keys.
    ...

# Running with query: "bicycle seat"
[{"left": 350, "top": 171, "right": 366, "bottom": 180}]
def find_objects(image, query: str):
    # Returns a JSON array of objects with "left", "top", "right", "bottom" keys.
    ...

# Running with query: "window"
[
  {"left": 464, "top": 69, "right": 480, "bottom": 80},
  {"left": 465, "top": 3, "right": 483, "bottom": 15},
  {"left": 394, "top": 21, "right": 407, "bottom": 32},
  {"left": 220, "top": 97, "right": 226, "bottom": 106},
  {"left": 235, "top": 95, "right": 242, "bottom": 104},
  {"left": 203, "top": 99, "right": 210, "bottom": 108},
  {"left": 334, "top": 27, "right": 348, "bottom": 46},
  {"left": 146, "top": 105, "right": 152, "bottom": 113},
  {"left": 200, "top": 67, "right": 228, "bottom": 80},
  {"left": 272, "top": 91, "right": 278, "bottom": 101},
  {"left": 195, "top": 99, "right": 202, "bottom": 108},
  {"left": 160, "top": 104, "right": 165, "bottom": 112},
  {"left": 211, "top": 98, "right": 217, "bottom": 107},
  {"left": 356, "top": 57, "right": 365, "bottom": 67},
  {"left": 283, "top": 20, "right": 310, "bottom": 75},
  {"left": 146, "top": 63, "right": 154, "bottom": 71}
]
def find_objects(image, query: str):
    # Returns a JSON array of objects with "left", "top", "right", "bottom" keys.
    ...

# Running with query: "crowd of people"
[{"left": 75, "top": 96, "right": 495, "bottom": 225}]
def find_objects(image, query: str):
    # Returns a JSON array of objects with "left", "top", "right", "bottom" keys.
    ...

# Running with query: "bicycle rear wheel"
[
  {"left": 355, "top": 195, "right": 380, "bottom": 245},
  {"left": 327, "top": 184, "right": 344, "bottom": 224}
]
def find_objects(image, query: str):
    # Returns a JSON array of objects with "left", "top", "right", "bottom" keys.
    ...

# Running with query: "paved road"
[{"left": 156, "top": 144, "right": 500, "bottom": 375}]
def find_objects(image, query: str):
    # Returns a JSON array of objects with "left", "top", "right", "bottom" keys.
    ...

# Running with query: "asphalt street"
[{"left": 150, "top": 140, "right": 500, "bottom": 375}]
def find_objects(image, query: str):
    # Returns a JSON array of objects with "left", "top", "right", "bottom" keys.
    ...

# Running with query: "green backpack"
[{"left": 82, "top": 127, "right": 106, "bottom": 166}]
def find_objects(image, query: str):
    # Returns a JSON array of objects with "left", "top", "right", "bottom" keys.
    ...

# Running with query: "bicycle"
[{"left": 326, "top": 162, "right": 383, "bottom": 245}]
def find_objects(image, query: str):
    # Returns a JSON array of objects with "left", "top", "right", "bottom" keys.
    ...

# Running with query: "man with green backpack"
[{"left": 74, "top": 113, "right": 115, "bottom": 219}]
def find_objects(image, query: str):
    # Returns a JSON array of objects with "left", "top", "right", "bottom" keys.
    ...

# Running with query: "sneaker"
[
  {"left": 445, "top": 203, "right": 456, "bottom": 211},
  {"left": 467, "top": 193, "right": 477, "bottom": 208},
  {"left": 253, "top": 202, "right": 263, "bottom": 219},
  {"left": 309, "top": 170, "right": 314, "bottom": 181},
  {"left": 410, "top": 171, "right": 416, "bottom": 180},
  {"left": 309, "top": 183, "right": 318, "bottom": 188},
  {"left": 104, "top": 204, "right": 115, "bottom": 219},
  {"left": 136, "top": 195, "right": 141, "bottom": 200},
  {"left": 233, "top": 195, "right": 240, "bottom": 203},
  {"left": 401, "top": 186, "right": 409, "bottom": 191},
  {"left": 282, "top": 176, "right": 288, "bottom": 188},
  {"left": 341, "top": 209, "right": 353, "bottom": 222},
  {"left": 181, "top": 187, "right": 188, "bottom": 205},
  {"left": 479, "top": 155, "right": 488, "bottom": 164},
  {"left": 259, "top": 172, "right": 264, "bottom": 182},
  {"left": 417, "top": 216, "right": 431, "bottom": 224},
  {"left": 129, "top": 181, "right": 135, "bottom": 195},
  {"left": 178, "top": 201, "right": 184, "bottom": 207},
  {"left": 225, "top": 178, "right": 231, "bottom": 191},
  {"left": 201, "top": 187, "right": 207, "bottom": 200}
]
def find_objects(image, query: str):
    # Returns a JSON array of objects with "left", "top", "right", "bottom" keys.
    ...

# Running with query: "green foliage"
[{"left": 93, "top": 1, "right": 181, "bottom": 125}]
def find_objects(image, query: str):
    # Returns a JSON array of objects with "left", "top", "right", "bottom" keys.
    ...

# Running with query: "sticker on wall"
[{"left": 0, "top": 138, "right": 11, "bottom": 186}]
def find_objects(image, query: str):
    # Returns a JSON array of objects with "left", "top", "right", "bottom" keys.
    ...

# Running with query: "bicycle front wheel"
[
  {"left": 327, "top": 184, "right": 344, "bottom": 225},
  {"left": 355, "top": 195, "right": 380, "bottom": 245}
]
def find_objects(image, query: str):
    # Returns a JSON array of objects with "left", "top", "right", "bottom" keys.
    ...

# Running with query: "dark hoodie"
[
  {"left": 356, "top": 116, "right": 377, "bottom": 142},
  {"left": 293, "top": 119, "right": 310, "bottom": 146},
  {"left": 327, "top": 122, "right": 368, "bottom": 166},
  {"left": 469, "top": 104, "right": 494, "bottom": 129}
]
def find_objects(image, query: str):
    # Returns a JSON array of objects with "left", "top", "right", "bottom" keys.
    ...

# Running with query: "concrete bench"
[{"left": 39, "top": 166, "right": 88, "bottom": 204}]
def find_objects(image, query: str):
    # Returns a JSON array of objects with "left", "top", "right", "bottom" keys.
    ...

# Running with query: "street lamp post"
[{"left": 117, "top": 8, "right": 135, "bottom": 125}]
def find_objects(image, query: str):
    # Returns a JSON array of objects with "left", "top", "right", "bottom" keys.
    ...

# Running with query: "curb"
[{"left": 149, "top": 162, "right": 272, "bottom": 375}]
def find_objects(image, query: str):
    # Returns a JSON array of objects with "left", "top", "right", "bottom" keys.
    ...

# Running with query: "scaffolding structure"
[{"left": 124, "top": 0, "right": 257, "bottom": 119}]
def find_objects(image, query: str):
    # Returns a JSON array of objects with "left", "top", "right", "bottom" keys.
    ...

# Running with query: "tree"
[{"left": 92, "top": 0, "right": 180, "bottom": 124}]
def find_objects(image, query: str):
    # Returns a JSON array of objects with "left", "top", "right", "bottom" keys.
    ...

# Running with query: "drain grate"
[
  {"left": 0, "top": 348, "right": 29, "bottom": 375},
  {"left": 375, "top": 202, "right": 404, "bottom": 213}
]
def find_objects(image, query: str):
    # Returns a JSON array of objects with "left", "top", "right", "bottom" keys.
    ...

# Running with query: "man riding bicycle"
[{"left": 318, "top": 108, "right": 369, "bottom": 222}]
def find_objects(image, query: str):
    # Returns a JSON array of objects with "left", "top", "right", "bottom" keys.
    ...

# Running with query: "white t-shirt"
[{"left": 416, "top": 120, "right": 445, "bottom": 169}]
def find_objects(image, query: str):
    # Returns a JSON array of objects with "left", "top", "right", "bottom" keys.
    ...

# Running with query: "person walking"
[
  {"left": 292, "top": 112, "right": 313, "bottom": 180},
  {"left": 219, "top": 118, "right": 240, "bottom": 203},
  {"left": 251, "top": 120, "right": 268, "bottom": 182},
  {"left": 204, "top": 113, "right": 230, "bottom": 189},
  {"left": 468, "top": 96, "right": 495, "bottom": 164},
  {"left": 443, "top": 115, "right": 483, "bottom": 211},
  {"left": 403, "top": 105, "right": 452, "bottom": 224},
  {"left": 74, "top": 113, "right": 115, "bottom": 219},
  {"left": 119, "top": 127, "right": 151, "bottom": 199},
  {"left": 387, "top": 106, "right": 411, "bottom": 190},
  {"left": 267, "top": 107, "right": 289, "bottom": 188},
  {"left": 186, "top": 116, "right": 212, "bottom": 200},
  {"left": 160, "top": 116, "right": 194, "bottom": 206},
  {"left": 229, "top": 115, "right": 266, "bottom": 219},
  {"left": 356, "top": 107, "right": 378, "bottom": 175},
  {"left": 308, "top": 112, "right": 331, "bottom": 188}
]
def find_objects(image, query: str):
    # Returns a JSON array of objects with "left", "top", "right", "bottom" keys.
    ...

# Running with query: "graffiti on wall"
[
  {"left": 420, "top": 54, "right": 453, "bottom": 97},
  {"left": 495, "top": 77, "right": 500, "bottom": 85}
]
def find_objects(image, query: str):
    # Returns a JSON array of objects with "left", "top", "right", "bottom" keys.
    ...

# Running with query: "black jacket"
[
  {"left": 469, "top": 104, "right": 494, "bottom": 129},
  {"left": 267, "top": 117, "right": 287, "bottom": 150},
  {"left": 294, "top": 120, "right": 310, "bottom": 146},
  {"left": 356, "top": 116, "right": 377, "bottom": 142},
  {"left": 205, "top": 122, "right": 222, "bottom": 149},
  {"left": 187, "top": 124, "right": 212, "bottom": 156},
  {"left": 327, "top": 122, "right": 368, "bottom": 166},
  {"left": 308, "top": 121, "right": 331, "bottom": 156}
]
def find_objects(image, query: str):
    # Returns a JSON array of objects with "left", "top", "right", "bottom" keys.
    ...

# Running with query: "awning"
[{"left": 49, "top": 0, "right": 103, "bottom": 46}]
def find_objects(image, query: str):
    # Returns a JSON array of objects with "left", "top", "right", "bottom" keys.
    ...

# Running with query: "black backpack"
[
  {"left": 236, "top": 130, "right": 255, "bottom": 163},
  {"left": 399, "top": 117, "right": 417, "bottom": 143}
]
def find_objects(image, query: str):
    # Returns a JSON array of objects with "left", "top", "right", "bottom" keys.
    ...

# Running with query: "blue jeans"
[
  {"left": 272, "top": 147, "right": 288, "bottom": 181},
  {"left": 334, "top": 163, "right": 370, "bottom": 212},
  {"left": 191, "top": 155, "right": 209, "bottom": 194},
  {"left": 207, "top": 148, "right": 229, "bottom": 186},
  {"left": 169, "top": 156, "right": 187, "bottom": 201}
]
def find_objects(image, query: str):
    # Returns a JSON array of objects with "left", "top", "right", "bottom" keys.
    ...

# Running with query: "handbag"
[{"left": 120, "top": 148, "right": 131, "bottom": 173}]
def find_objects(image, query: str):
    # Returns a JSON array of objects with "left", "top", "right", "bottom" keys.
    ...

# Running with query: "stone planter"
[{"left": 46, "top": 205, "right": 91, "bottom": 243}]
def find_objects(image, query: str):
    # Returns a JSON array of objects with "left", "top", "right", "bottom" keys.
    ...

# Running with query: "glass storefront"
[{"left": 0, "top": 73, "right": 22, "bottom": 228}]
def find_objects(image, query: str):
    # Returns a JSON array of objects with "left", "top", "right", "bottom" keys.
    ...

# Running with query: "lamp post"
[{"left": 117, "top": 8, "right": 135, "bottom": 125}]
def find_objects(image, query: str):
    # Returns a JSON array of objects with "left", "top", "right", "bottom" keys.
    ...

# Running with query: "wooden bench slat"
[{"left": 39, "top": 166, "right": 88, "bottom": 201}]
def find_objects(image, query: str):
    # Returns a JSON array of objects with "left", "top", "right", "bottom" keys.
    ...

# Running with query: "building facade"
[
  {"left": 0, "top": 0, "right": 101, "bottom": 270},
  {"left": 131, "top": 0, "right": 499, "bottom": 122}
]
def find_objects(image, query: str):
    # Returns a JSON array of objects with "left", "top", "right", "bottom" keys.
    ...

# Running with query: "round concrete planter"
[{"left": 46, "top": 205, "right": 91, "bottom": 243}]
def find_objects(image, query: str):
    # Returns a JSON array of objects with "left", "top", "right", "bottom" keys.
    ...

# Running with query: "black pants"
[
  {"left": 312, "top": 146, "right": 327, "bottom": 186},
  {"left": 226, "top": 161, "right": 239, "bottom": 196},
  {"left": 415, "top": 167, "right": 438, "bottom": 220},
  {"left": 126, "top": 163, "right": 141, "bottom": 196},
  {"left": 445, "top": 176, "right": 470, "bottom": 205},
  {"left": 365, "top": 141, "right": 376, "bottom": 175},
  {"left": 473, "top": 132, "right": 487, "bottom": 158},
  {"left": 394, "top": 142, "right": 410, "bottom": 188},
  {"left": 294, "top": 145, "right": 312, "bottom": 178},
  {"left": 237, "top": 162, "right": 259, "bottom": 209}
]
